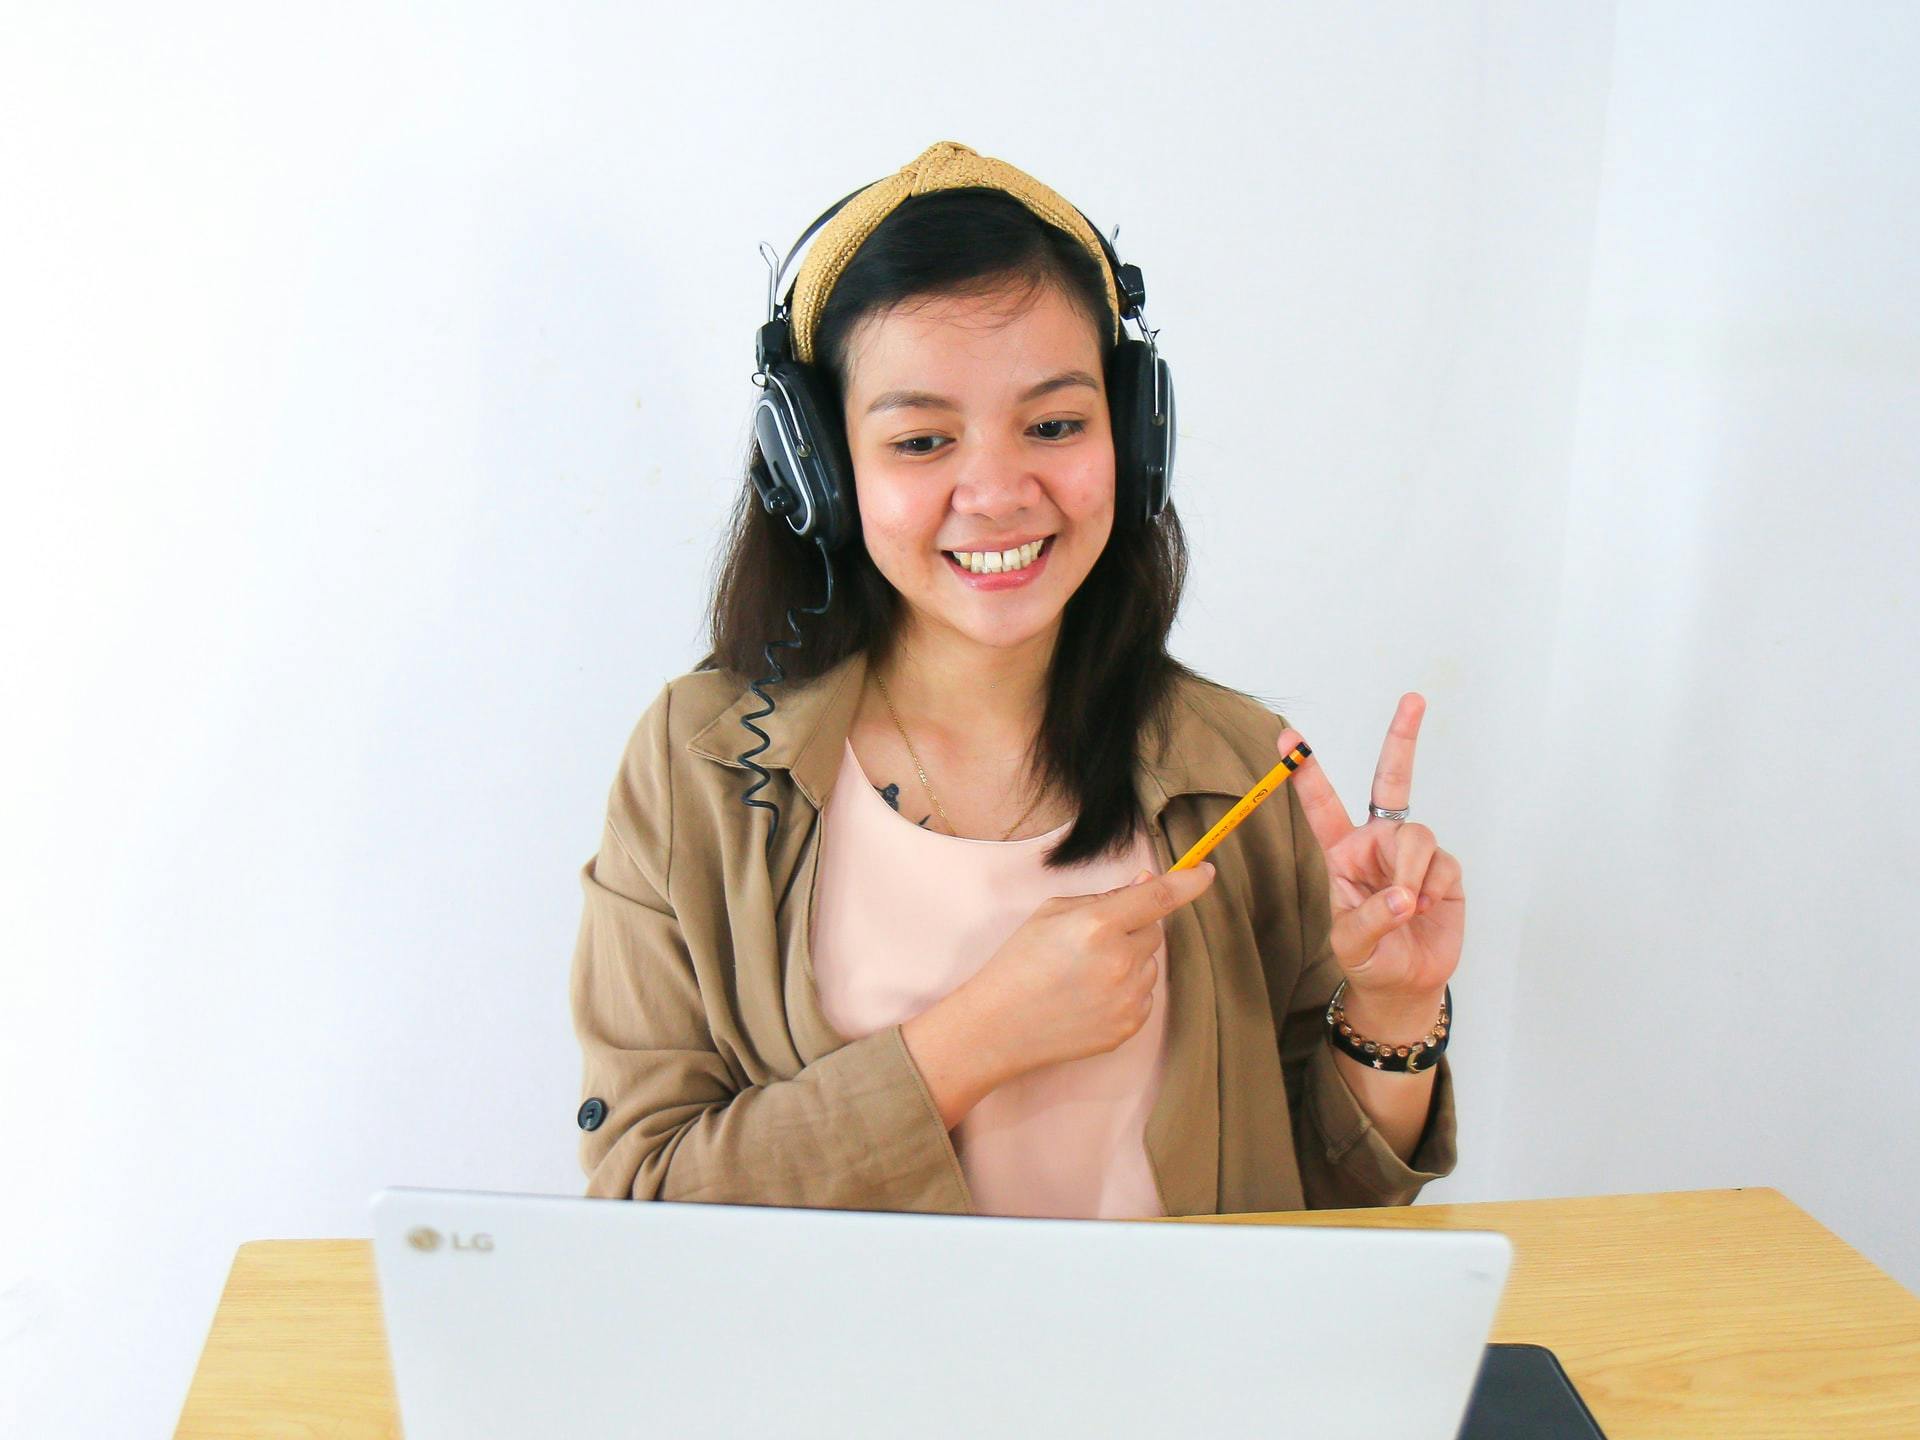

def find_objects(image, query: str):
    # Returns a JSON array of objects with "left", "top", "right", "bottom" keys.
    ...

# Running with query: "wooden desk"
[{"left": 175, "top": 1187, "right": 1920, "bottom": 1438}]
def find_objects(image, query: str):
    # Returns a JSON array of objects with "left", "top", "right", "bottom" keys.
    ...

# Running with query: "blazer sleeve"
[
  {"left": 1276, "top": 776, "right": 1459, "bottom": 1208},
  {"left": 568, "top": 685, "right": 974, "bottom": 1213}
]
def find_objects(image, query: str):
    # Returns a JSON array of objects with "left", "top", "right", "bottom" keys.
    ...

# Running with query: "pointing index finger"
[{"left": 1101, "top": 863, "right": 1215, "bottom": 932}]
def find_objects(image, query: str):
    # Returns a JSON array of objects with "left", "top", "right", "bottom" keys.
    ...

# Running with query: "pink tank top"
[{"left": 808, "top": 738, "right": 1169, "bottom": 1219}]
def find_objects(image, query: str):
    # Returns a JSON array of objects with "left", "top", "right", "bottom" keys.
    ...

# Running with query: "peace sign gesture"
[{"left": 1280, "top": 694, "right": 1464, "bottom": 1007}]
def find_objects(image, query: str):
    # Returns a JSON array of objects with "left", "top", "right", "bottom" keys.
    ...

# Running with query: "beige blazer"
[{"left": 570, "top": 648, "right": 1457, "bottom": 1216}]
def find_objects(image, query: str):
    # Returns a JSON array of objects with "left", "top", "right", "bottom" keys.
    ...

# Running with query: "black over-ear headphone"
[{"left": 746, "top": 181, "right": 1176, "bottom": 554}]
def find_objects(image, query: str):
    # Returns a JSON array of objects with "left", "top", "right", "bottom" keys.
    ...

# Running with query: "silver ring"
[{"left": 1368, "top": 802, "right": 1410, "bottom": 822}]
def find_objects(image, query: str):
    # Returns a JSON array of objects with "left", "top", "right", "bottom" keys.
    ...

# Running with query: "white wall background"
[{"left": 2, "top": 2, "right": 1914, "bottom": 1433}]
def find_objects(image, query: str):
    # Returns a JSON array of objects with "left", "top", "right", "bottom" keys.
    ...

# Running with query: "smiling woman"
[
  {"left": 570, "top": 141, "right": 1462, "bottom": 1224},
  {"left": 705, "top": 177, "right": 1193, "bottom": 868}
]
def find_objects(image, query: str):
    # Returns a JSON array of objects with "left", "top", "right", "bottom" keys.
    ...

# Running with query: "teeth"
[{"left": 948, "top": 540, "right": 1045, "bottom": 575}]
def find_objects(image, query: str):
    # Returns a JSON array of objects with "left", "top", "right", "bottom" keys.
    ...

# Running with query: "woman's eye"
[
  {"left": 887, "top": 419, "right": 1085, "bottom": 458},
  {"left": 890, "top": 435, "right": 948, "bottom": 457}
]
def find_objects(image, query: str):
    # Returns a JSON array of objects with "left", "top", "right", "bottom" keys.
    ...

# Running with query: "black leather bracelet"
[{"left": 1324, "top": 980, "right": 1451, "bottom": 1074}]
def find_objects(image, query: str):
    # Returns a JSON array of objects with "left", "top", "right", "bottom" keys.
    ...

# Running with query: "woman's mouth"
[{"left": 942, "top": 535, "right": 1054, "bottom": 590}]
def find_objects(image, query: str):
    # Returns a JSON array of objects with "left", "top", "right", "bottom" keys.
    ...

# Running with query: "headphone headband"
[{"left": 769, "top": 141, "right": 1133, "bottom": 364}]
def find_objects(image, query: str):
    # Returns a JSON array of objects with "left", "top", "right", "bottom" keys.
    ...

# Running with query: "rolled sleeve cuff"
[
  {"left": 1304, "top": 1042, "right": 1459, "bottom": 1205},
  {"left": 865, "top": 1023, "right": 978, "bottom": 1212}
]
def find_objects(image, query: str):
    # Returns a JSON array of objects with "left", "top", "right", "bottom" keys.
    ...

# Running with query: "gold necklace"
[{"left": 870, "top": 669, "right": 1047, "bottom": 842}]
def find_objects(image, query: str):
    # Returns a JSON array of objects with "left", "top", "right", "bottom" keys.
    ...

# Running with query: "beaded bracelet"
[{"left": 1324, "top": 979, "right": 1451, "bottom": 1074}]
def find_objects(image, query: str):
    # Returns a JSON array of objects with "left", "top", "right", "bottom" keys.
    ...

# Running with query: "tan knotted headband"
[{"left": 786, "top": 140, "right": 1123, "bottom": 365}]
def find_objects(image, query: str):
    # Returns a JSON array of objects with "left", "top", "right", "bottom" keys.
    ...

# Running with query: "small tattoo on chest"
[{"left": 875, "top": 782, "right": 932, "bottom": 828}]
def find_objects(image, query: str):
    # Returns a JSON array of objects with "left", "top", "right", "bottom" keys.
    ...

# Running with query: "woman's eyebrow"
[{"left": 863, "top": 369, "right": 1100, "bottom": 416}]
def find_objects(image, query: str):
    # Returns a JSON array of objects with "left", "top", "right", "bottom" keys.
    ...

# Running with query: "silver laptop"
[{"left": 371, "top": 1186, "right": 1511, "bottom": 1439}]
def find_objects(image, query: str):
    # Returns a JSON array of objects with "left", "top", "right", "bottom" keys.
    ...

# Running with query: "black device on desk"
[{"left": 1458, "top": 1344, "right": 1608, "bottom": 1438}]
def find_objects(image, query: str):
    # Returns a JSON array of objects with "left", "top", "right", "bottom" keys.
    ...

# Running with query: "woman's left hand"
[{"left": 1278, "top": 693, "right": 1464, "bottom": 1009}]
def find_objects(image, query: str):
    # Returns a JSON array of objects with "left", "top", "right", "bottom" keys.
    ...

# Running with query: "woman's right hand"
[{"left": 966, "top": 862, "right": 1217, "bottom": 1074}]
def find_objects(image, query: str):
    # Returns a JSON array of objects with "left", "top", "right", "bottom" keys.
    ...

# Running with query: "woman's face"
[{"left": 837, "top": 281, "right": 1115, "bottom": 658}]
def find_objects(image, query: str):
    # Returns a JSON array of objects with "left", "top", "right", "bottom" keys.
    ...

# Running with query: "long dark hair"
[{"left": 701, "top": 187, "right": 1199, "bottom": 868}]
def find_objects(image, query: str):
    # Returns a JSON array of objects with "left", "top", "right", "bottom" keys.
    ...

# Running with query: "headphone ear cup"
[
  {"left": 751, "top": 358, "right": 858, "bottom": 551},
  {"left": 1107, "top": 338, "right": 1173, "bottom": 528},
  {"left": 1146, "top": 351, "right": 1174, "bottom": 520}
]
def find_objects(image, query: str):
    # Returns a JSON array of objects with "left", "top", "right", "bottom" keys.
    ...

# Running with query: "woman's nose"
[{"left": 950, "top": 431, "right": 1043, "bottom": 516}]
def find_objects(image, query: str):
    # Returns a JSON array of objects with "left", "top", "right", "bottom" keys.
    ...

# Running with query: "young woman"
[{"left": 570, "top": 142, "right": 1464, "bottom": 1218}]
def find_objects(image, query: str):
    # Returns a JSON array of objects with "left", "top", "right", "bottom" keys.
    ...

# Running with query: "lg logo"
[{"left": 406, "top": 1226, "right": 494, "bottom": 1254}]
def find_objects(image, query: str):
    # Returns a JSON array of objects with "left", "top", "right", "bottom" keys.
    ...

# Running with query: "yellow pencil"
[{"left": 1168, "top": 741, "right": 1313, "bottom": 871}]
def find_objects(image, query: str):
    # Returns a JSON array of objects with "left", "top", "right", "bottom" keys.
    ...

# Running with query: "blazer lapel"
[
  {"left": 1135, "top": 684, "right": 1277, "bottom": 1218},
  {"left": 685, "top": 650, "right": 869, "bottom": 810},
  {"left": 686, "top": 651, "right": 869, "bottom": 1063}
]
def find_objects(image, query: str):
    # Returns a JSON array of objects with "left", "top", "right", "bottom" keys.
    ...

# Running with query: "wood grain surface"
[{"left": 174, "top": 1188, "right": 1920, "bottom": 1438}]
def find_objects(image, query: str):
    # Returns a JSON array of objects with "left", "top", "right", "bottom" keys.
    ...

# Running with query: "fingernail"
[
  {"left": 1417, "top": 894, "right": 1433, "bottom": 913},
  {"left": 1386, "top": 888, "right": 1411, "bottom": 916},
  {"left": 1200, "top": 861, "right": 1215, "bottom": 879},
  {"left": 1131, "top": 870, "right": 1152, "bottom": 885}
]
